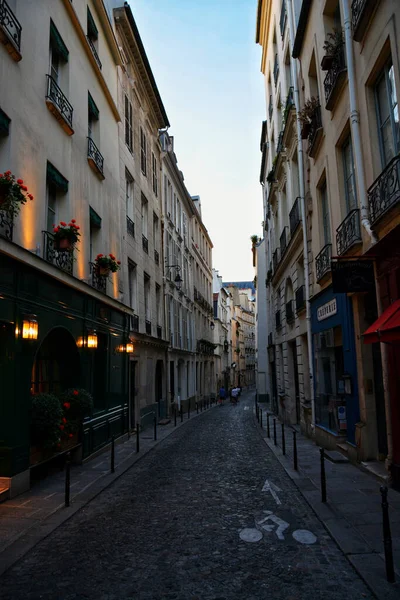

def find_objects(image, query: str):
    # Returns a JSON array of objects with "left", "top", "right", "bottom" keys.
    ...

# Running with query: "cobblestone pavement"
[{"left": 0, "top": 392, "right": 374, "bottom": 600}]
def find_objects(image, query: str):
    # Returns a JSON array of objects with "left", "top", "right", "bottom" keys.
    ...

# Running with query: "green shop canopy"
[
  {"left": 47, "top": 161, "right": 68, "bottom": 193},
  {"left": 50, "top": 20, "right": 69, "bottom": 62}
]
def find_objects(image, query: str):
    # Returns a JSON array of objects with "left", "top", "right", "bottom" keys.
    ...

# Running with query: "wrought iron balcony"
[
  {"left": 307, "top": 104, "right": 323, "bottom": 158},
  {"left": 145, "top": 319, "right": 151, "bottom": 335},
  {"left": 87, "top": 137, "right": 104, "bottom": 178},
  {"left": 315, "top": 243, "right": 332, "bottom": 282},
  {"left": 269, "top": 95, "right": 273, "bottom": 121},
  {"left": 273, "top": 248, "right": 280, "bottom": 272},
  {"left": 154, "top": 249, "right": 159, "bottom": 264},
  {"left": 279, "top": 0, "right": 287, "bottom": 38},
  {"left": 275, "top": 310, "right": 281, "bottom": 330},
  {"left": 280, "top": 226, "right": 289, "bottom": 258},
  {"left": 295, "top": 285, "right": 305, "bottom": 312},
  {"left": 157, "top": 325, "right": 162, "bottom": 339},
  {"left": 43, "top": 231, "right": 74, "bottom": 275},
  {"left": 286, "top": 300, "right": 294, "bottom": 323},
  {"left": 0, "top": 209, "right": 13, "bottom": 241},
  {"left": 273, "top": 53, "right": 279, "bottom": 86},
  {"left": 324, "top": 44, "right": 347, "bottom": 110},
  {"left": 352, "top": 0, "right": 375, "bottom": 42},
  {"left": 45, "top": 75, "right": 74, "bottom": 135},
  {"left": 89, "top": 262, "right": 106, "bottom": 294},
  {"left": 336, "top": 209, "right": 361, "bottom": 255},
  {"left": 131, "top": 314, "right": 139, "bottom": 332},
  {"left": 0, "top": 0, "right": 22, "bottom": 58},
  {"left": 142, "top": 234, "right": 148, "bottom": 254},
  {"left": 86, "top": 35, "right": 102, "bottom": 69},
  {"left": 289, "top": 197, "right": 301, "bottom": 236},
  {"left": 126, "top": 215, "right": 134, "bottom": 237},
  {"left": 368, "top": 153, "right": 400, "bottom": 225}
]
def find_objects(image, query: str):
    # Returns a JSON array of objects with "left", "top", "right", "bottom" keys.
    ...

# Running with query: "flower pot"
[
  {"left": 301, "top": 122, "right": 311, "bottom": 139},
  {"left": 321, "top": 55, "right": 334, "bottom": 70},
  {"left": 55, "top": 237, "right": 73, "bottom": 251},
  {"left": 98, "top": 266, "right": 111, "bottom": 277}
]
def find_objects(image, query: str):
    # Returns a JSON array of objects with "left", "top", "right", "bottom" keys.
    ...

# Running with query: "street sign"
[{"left": 332, "top": 259, "right": 375, "bottom": 293}]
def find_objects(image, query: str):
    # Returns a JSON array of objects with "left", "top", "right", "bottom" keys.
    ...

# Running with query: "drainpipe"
[
  {"left": 287, "top": 0, "right": 315, "bottom": 429},
  {"left": 341, "top": 0, "right": 392, "bottom": 473}
]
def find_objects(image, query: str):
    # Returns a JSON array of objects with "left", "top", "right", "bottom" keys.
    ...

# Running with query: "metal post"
[
  {"left": 320, "top": 448, "right": 327, "bottom": 503},
  {"left": 380, "top": 486, "right": 395, "bottom": 583},
  {"left": 65, "top": 452, "right": 71, "bottom": 507},
  {"left": 260, "top": 409, "right": 263, "bottom": 429},
  {"left": 267, "top": 413, "right": 270, "bottom": 438},
  {"left": 281, "top": 423, "right": 286, "bottom": 456},
  {"left": 293, "top": 430, "right": 298, "bottom": 471},
  {"left": 111, "top": 435, "right": 115, "bottom": 473},
  {"left": 273, "top": 418, "right": 277, "bottom": 446},
  {"left": 180, "top": 406, "right": 183, "bottom": 423},
  {"left": 136, "top": 423, "right": 140, "bottom": 453},
  {"left": 174, "top": 407, "right": 177, "bottom": 427},
  {"left": 154, "top": 415, "right": 157, "bottom": 441}
]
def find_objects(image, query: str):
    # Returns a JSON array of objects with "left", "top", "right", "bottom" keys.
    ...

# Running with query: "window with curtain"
[
  {"left": 342, "top": 137, "right": 357, "bottom": 213},
  {"left": 375, "top": 60, "right": 400, "bottom": 168},
  {"left": 152, "top": 152, "right": 157, "bottom": 195},
  {"left": 140, "top": 127, "right": 147, "bottom": 175},
  {"left": 320, "top": 181, "right": 331, "bottom": 245},
  {"left": 125, "top": 95, "right": 133, "bottom": 151},
  {"left": 125, "top": 170, "right": 134, "bottom": 220}
]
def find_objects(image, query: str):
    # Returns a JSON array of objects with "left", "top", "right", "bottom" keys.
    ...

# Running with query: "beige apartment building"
[{"left": 257, "top": 0, "right": 400, "bottom": 485}]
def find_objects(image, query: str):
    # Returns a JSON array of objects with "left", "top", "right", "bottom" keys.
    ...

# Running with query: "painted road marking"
[
  {"left": 261, "top": 479, "right": 282, "bottom": 505},
  {"left": 239, "top": 528, "right": 263, "bottom": 543},
  {"left": 257, "top": 511, "right": 289, "bottom": 540},
  {"left": 292, "top": 529, "right": 317, "bottom": 545}
]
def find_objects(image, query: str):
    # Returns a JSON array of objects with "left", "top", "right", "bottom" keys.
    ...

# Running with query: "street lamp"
[
  {"left": 210, "top": 321, "right": 215, "bottom": 330},
  {"left": 165, "top": 264, "right": 183, "bottom": 291}
]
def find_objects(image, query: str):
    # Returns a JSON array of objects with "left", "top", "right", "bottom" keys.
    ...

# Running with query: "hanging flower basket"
[
  {"left": 99, "top": 265, "right": 111, "bottom": 276},
  {"left": 55, "top": 237, "right": 73, "bottom": 251},
  {"left": 95, "top": 253, "right": 121, "bottom": 276},
  {"left": 0, "top": 171, "right": 33, "bottom": 216},
  {"left": 53, "top": 220, "right": 81, "bottom": 251}
]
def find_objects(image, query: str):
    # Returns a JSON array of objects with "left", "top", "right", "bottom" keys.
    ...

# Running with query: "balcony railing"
[
  {"left": 269, "top": 95, "right": 273, "bottom": 121},
  {"left": 307, "top": 104, "right": 323, "bottom": 158},
  {"left": 351, "top": 0, "right": 375, "bottom": 42},
  {"left": 273, "top": 248, "right": 280, "bottom": 272},
  {"left": 43, "top": 231, "right": 74, "bottom": 275},
  {"left": 87, "top": 137, "right": 104, "bottom": 177},
  {"left": 286, "top": 300, "right": 294, "bottom": 323},
  {"left": 289, "top": 197, "right": 301, "bottom": 236},
  {"left": 279, "top": 0, "right": 287, "bottom": 38},
  {"left": 273, "top": 53, "right": 279, "bottom": 86},
  {"left": 324, "top": 43, "right": 347, "bottom": 110},
  {"left": 131, "top": 314, "right": 139, "bottom": 332},
  {"left": 89, "top": 262, "right": 106, "bottom": 294},
  {"left": 336, "top": 209, "right": 361, "bottom": 255},
  {"left": 0, "top": 209, "right": 13, "bottom": 241},
  {"left": 86, "top": 35, "right": 102, "bottom": 69},
  {"left": 275, "top": 310, "right": 281, "bottom": 330},
  {"left": 295, "top": 285, "right": 305, "bottom": 312},
  {"left": 154, "top": 249, "right": 159, "bottom": 265},
  {"left": 368, "top": 154, "right": 400, "bottom": 225},
  {"left": 315, "top": 243, "right": 332, "bottom": 282},
  {"left": 142, "top": 234, "right": 148, "bottom": 254},
  {"left": 126, "top": 215, "right": 134, "bottom": 237},
  {"left": 157, "top": 325, "right": 162, "bottom": 339},
  {"left": 0, "top": 0, "right": 22, "bottom": 54},
  {"left": 45, "top": 75, "right": 73, "bottom": 132},
  {"left": 280, "top": 226, "right": 288, "bottom": 258},
  {"left": 145, "top": 319, "right": 151, "bottom": 335}
]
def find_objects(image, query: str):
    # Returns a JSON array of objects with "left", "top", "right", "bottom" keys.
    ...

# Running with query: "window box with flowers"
[
  {"left": 95, "top": 253, "right": 121, "bottom": 277},
  {"left": 52, "top": 220, "right": 81, "bottom": 251},
  {"left": 0, "top": 170, "right": 33, "bottom": 216}
]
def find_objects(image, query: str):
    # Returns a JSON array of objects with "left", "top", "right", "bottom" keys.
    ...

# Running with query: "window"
[
  {"left": 152, "top": 152, "right": 157, "bottom": 195},
  {"left": 141, "top": 193, "right": 148, "bottom": 237},
  {"left": 156, "top": 283, "right": 161, "bottom": 325},
  {"left": 47, "top": 183, "right": 57, "bottom": 233},
  {"left": 174, "top": 299, "right": 179, "bottom": 347},
  {"left": 176, "top": 199, "right": 181, "bottom": 233},
  {"left": 89, "top": 206, "right": 101, "bottom": 263},
  {"left": 88, "top": 92, "right": 99, "bottom": 141},
  {"left": 375, "top": 60, "right": 400, "bottom": 168},
  {"left": 49, "top": 20, "right": 69, "bottom": 85},
  {"left": 153, "top": 213, "right": 159, "bottom": 252},
  {"left": 140, "top": 127, "right": 147, "bottom": 175},
  {"left": 125, "top": 170, "right": 134, "bottom": 220},
  {"left": 320, "top": 182, "right": 331, "bottom": 244},
  {"left": 128, "top": 261, "right": 137, "bottom": 310},
  {"left": 183, "top": 212, "right": 188, "bottom": 246},
  {"left": 342, "top": 136, "right": 357, "bottom": 212},
  {"left": 46, "top": 161, "right": 69, "bottom": 233},
  {"left": 124, "top": 95, "right": 133, "bottom": 151},
  {"left": 144, "top": 273, "right": 151, "bottom": 320},
  {"left": 164, "top": 175, "right": 168, "bottom": 214}
]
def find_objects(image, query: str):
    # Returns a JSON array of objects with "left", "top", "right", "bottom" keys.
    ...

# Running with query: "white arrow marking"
[
  {"left": 257, "top": 511, "right": 290, "bottom": 540},
  {"left": 261, "top": 479, "right": 282, "bottom": 505}
]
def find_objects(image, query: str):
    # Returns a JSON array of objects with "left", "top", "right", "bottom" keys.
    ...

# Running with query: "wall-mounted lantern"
[
  {"left": 77, "top": 330, "right": 98, "bottom": 349},
  {"left": 115, "top": 337, "right": 134, "bottom": 354},
  {"left": 17, "top": 315, "right": 39, "bottom": 340}
]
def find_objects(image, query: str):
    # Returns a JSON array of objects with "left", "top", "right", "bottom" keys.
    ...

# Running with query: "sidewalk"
[
  {"left": 0, "top": 402, "right": 214, "bottom": 577},
  {"left": 255, "top": 404, "right": 400, "bottom": 600}
]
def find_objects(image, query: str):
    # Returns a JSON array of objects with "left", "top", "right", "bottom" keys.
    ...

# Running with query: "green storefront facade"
[{"left": 0, "top": 252, "right": 131, "bottom": 494}]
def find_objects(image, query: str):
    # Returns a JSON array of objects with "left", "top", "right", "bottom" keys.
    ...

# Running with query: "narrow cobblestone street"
[{"left": 0, "top": 392, "right": 373, "bottom": 600}]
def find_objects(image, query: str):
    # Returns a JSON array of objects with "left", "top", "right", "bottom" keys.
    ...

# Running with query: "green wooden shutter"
[{"left": 50, "top": 20, "right": 69, "bottom": 62}]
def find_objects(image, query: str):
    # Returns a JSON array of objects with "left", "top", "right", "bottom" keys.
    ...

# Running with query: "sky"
[{"left": 128, "top": 0, "right": 265, "bottom": 281}]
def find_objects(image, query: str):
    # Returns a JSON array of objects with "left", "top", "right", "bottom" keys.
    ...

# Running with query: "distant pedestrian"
[
  {"left": 231, "top": 387, "right": 239, "bottom": 405},
  {"left": 219, "top": 386, "right": 226, "bottom": 405}
]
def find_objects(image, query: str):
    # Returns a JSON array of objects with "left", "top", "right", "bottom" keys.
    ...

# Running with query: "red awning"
[{"left": 363, "top": 300, "right": 400, "bottom": 344}]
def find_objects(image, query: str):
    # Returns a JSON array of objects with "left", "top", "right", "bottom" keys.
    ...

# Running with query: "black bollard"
[
  {"left": 65, "top": 452, "right": 71, "bottom": 507},
  {"left": 154, "top": 415, "right": 157, "bottom": 441},
  {"left": 273, "top": 418, "right": 277, "bottom": 446},
  {"left": 380, "top": 486, "right": 395, "bottom": 583},
  {"left": 260, "top": 409, "right": 263, "bottom": 429},
  {"left": 180, "top": 406, "right": 183, "bottom": 423},
  {"left": 320, "top": 448, "right": 327, "bottom": 503},
  {"left": 136, "top": 423, "right": 140, "bottom": 453},
  {"left": 293, "top": 430, "right": 298, "bottom": 471},
  {"left": 267, "top": 413, "right": 270, "bottom": 438},
  {"left": 111, "top": 435, "right": 115, "bottom": 473},
  {"left": 196, "top": 402, "right": 199, "bottom": 414},
  {"left": 281, "top": 423, "right": 286, "bottom": 456}
]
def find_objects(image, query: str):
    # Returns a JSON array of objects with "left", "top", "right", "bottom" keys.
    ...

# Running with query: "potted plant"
[
  {"left": 95, "top": 253, "right": 121, "bottom": 276},
  {"left": 321, "top": 29, "right": 343, "bottom": 70},
  {"left": 0, "top": 171, "right": 33, "bottom": 216},
  {"left": 298, "top": 96, "right": 319, "bottom": 139},
  {"left": 52, "top": 220, "right": 81, "bottom": 251},
  {"left": 30, "top": 393, "right": 64, "bottom": 464}
]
